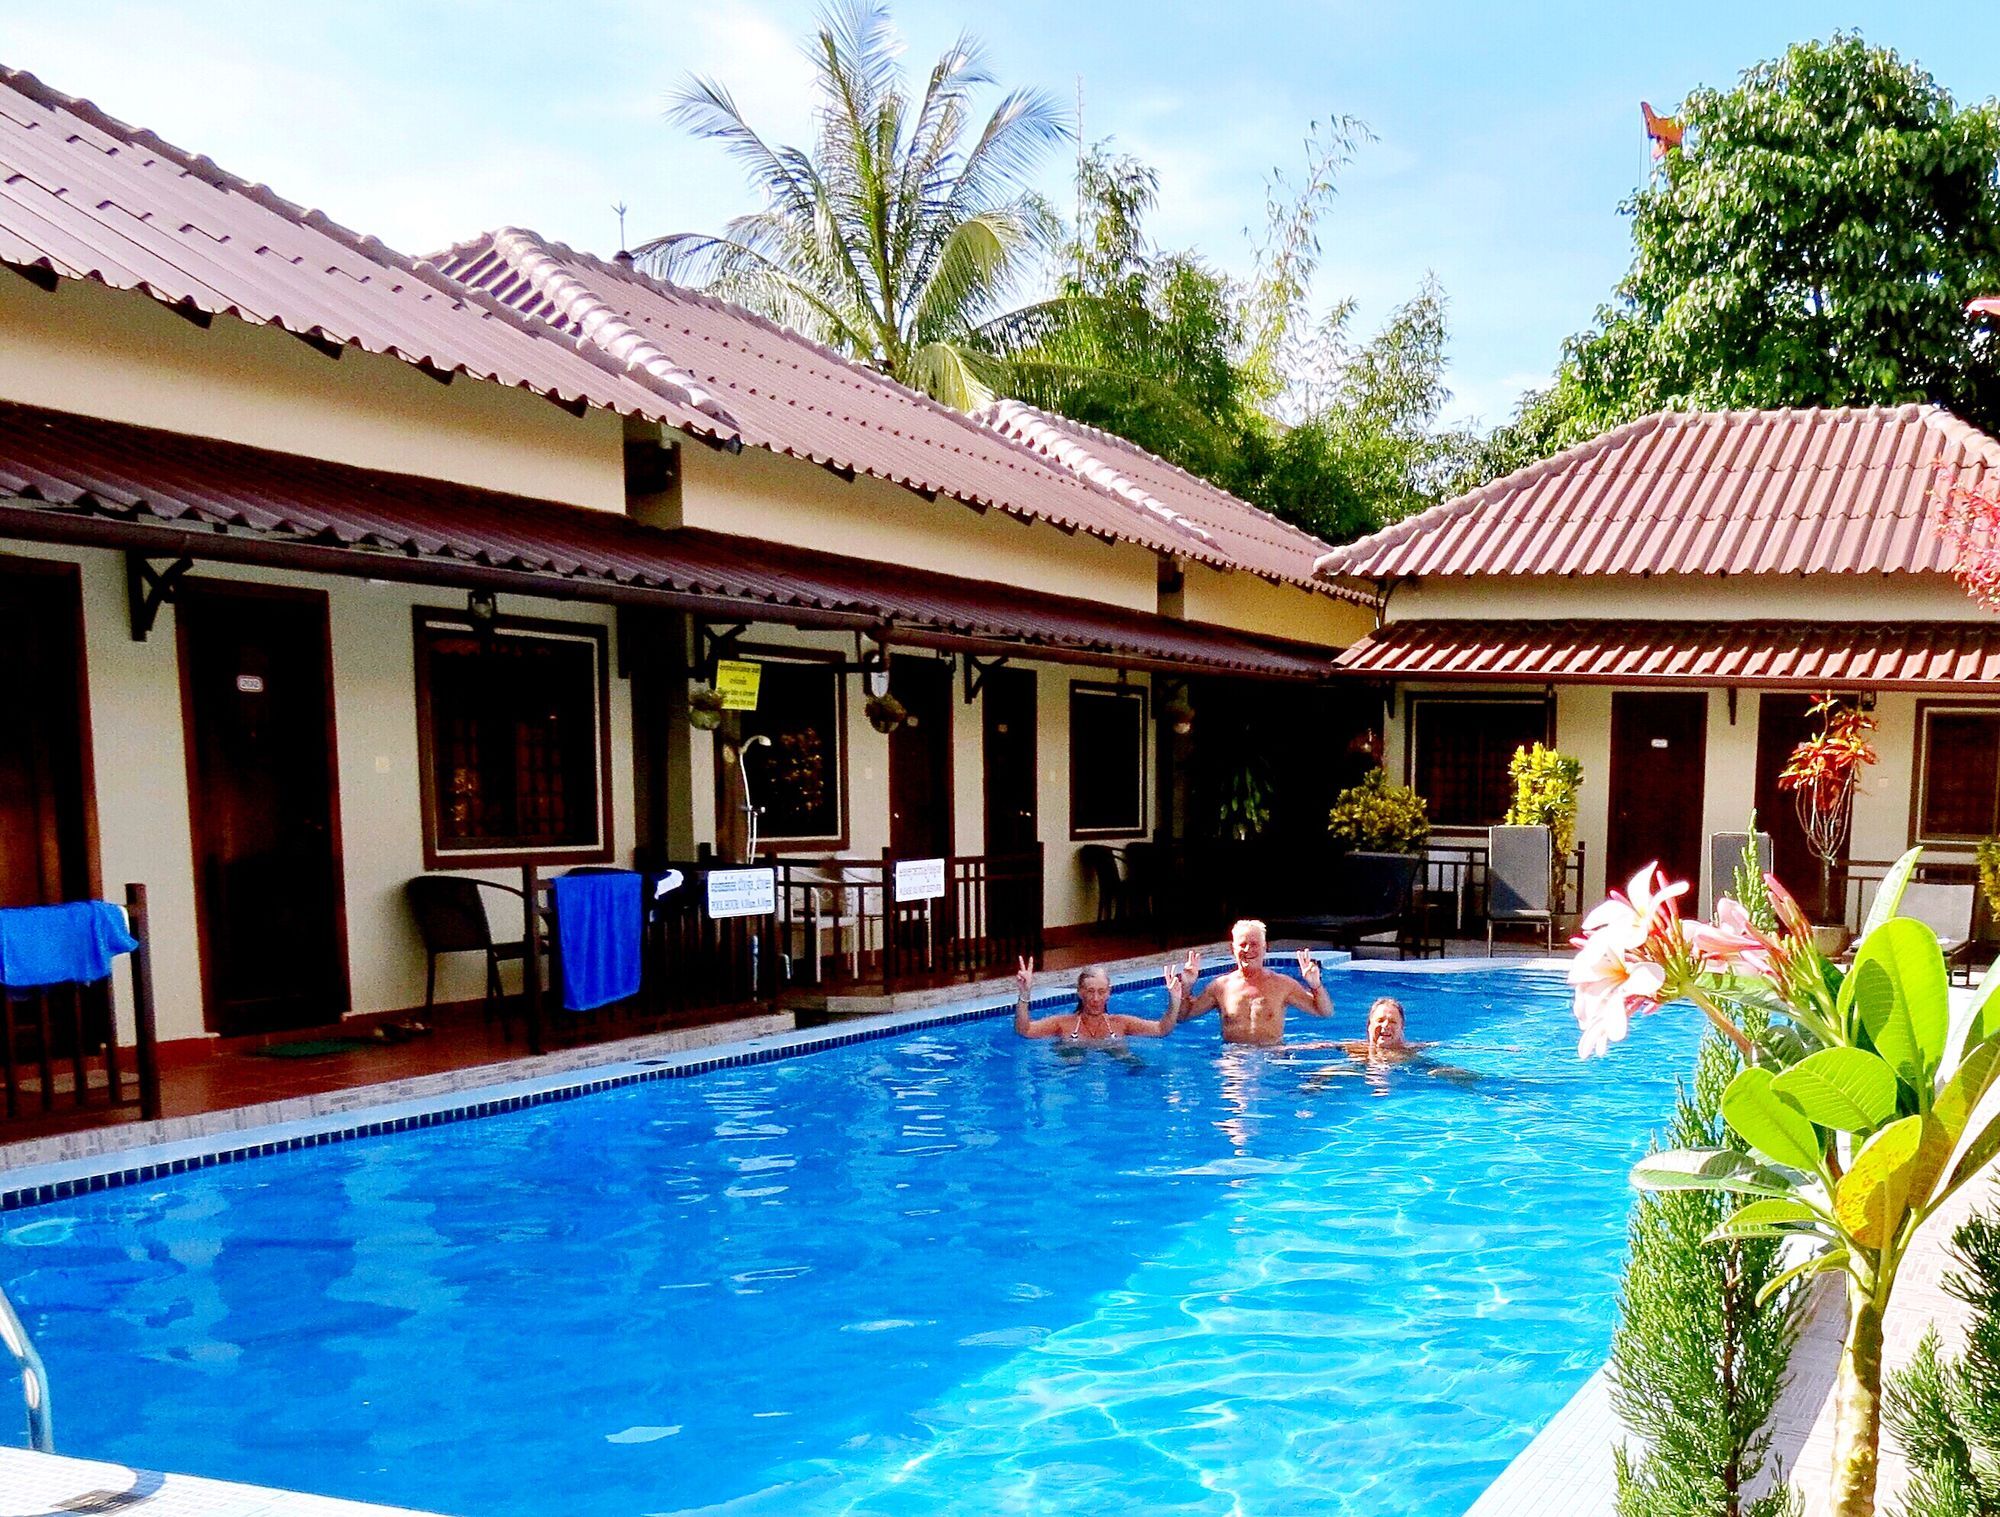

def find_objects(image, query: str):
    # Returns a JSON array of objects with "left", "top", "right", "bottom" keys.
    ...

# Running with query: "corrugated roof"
[
  {"left": 0, "top": 400, "right": 1337, "bottom": 679},
  {"left": 428, "top": 229, "right": 1281, "bottom": 572},
  {"left": 971, "top": 399, "right": 1363, "bottom": 597},
  {"left": 1335, "top": 617, "right": 2000, "bottom": 689},
  {"left": 0, "top": 66, "right": 739, "bottom": 440},
  {"left": 1315, "top": 406, "right": 2000, "bottom": 580}
]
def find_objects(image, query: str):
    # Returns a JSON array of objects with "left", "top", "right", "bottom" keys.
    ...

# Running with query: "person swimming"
[
  {"left": 1166, "top": 920, "right": 1333, "bottom": 1046},
  {"left": 1341, "top": 997, "right": 1432, "bottom": 1063},
  {"left": 1011, "top": 958, "right": 1178, "bottom": 1044}
]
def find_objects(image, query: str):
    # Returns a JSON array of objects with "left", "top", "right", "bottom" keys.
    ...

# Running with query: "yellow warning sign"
[{"left": 715, "top": 659, "right": 763, "bottom": 711}]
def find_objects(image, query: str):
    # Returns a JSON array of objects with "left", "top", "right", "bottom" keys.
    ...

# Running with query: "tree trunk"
[{"left": 1829, "top": 1281, "right": 1884, "bottom": 1517}]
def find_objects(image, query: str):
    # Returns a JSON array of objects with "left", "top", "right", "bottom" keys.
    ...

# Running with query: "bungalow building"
[
  {"left": 1317, "top": 404, "right": 2000, "bottom": 921},
  {"left": 0, "top": 65, "right": 1373, "bottom": 1063}
]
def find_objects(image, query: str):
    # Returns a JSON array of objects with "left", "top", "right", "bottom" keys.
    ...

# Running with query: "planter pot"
[{"left": 1810, "top": 923, "right": 1851, "bottom": 958}]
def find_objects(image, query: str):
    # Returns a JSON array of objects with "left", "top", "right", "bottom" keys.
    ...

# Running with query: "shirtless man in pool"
[
  {"left": 1166, "top": 920, "right": 1333, "bottom": 1046},
  {"left": 1012, "top": 959, "right": 1179, "bottom": 1043}
]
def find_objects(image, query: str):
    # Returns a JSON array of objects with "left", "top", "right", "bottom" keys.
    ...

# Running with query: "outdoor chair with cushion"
[
  {"left": 1486, "top": 825, "right": 1554, "bottom": 955},
  {"left": 1708, "top": 830, "right": 1773, "bottom": 915},
  {"left": 1266, "top": 851, "right": 1426, "bottom": 958},
  {"left": 405, "top": 875, "right": 526, "bottom": 1022},
  {"left": 1896, "top": 881, "right": 1977, "bottom": 985}
]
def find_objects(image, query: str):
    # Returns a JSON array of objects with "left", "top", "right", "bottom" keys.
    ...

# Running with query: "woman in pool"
[
  {"left": 1339, "top": 996, "right": 1479, "bottom": 1084},
  {"left": 1012, "top": 958, "right": 1179, "bottom": 1043}
]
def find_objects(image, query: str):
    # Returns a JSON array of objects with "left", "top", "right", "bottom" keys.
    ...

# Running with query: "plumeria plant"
[{"left": 1574, "top": 849, "right": 2000, "bottom": 1517}]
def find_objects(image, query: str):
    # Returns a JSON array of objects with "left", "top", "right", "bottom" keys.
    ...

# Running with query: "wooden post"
[
  {"left": 881, "top": 847, "right": 898, "bottom": 995},
  {"left": 1030, "top": 843, "right": 1046, "bottom": 966},
  {"left": 521, "top": 864, "right": 543, "bottom": 1055},
  {"left": 126, "top": 884, "right": 162, "bottom": 1121}
]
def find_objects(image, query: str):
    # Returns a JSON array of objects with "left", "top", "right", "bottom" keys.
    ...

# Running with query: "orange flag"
[{"left": 1641, "top": 101, "right": 1684, "bottom": 158}]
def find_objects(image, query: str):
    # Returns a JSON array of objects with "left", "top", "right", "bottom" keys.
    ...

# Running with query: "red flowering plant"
[
  {"left": 1937, "top": 467, "right": 2000, "bottom": 612},
  {"left": 1776, "top": 694, "right": 1878, "bottom": 922},
  {"left": 1571, "top": 848, "right": 2000, "bottom": 1516}
]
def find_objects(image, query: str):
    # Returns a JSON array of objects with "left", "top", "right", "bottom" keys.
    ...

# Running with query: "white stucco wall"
[{"left": 13, "top": 541, "right": 635, "bottom": 1046}]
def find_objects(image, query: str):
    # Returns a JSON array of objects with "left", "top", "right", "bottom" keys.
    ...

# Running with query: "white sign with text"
[
  {"left": 706, "top": 867, "right": 776, "bottom": 920},
  {"left": 893, "top": 857, "right": 947, "bottom": 903}
]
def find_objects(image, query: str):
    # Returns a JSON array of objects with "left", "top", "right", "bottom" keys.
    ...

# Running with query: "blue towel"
[
  {"left": 552, "top": 871, "right": 643, "bottom": 1012},
  {"left": 0, "top": 901, "right": 139, "bottom": 989}
]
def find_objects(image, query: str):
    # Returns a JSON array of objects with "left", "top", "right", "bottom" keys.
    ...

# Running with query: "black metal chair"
[
  {"left": 1078, "top": 845, "right": 1129, "bottom": 922},
  {"left": 1267, "top": 852, "right": 1427, "bottom": 958},
  {"left": 404, "top": 875, "right": 526, "bottom": 1022}
]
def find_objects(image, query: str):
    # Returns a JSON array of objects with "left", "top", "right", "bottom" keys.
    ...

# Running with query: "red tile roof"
[
  {"left": 0, "top": 400, "right": 1338, "bottom": 680},
  {"left": 0, "top": 66, "right": 737, "bottom": 440},
  {"left": 973, "top": 399, "right": 1364, "bottom": 596},
  {"left": 1314, "top": 406, "right": 2000, "bottom": 581},
  {"left": 1334, "top": 617, "right": 2000, "bottom": 689},
  {"left": 428, "top": 229, "right": 1279, "bottom": 572}
]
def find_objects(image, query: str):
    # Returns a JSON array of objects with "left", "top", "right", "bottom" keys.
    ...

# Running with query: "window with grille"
[
  {"left": 1916, "top": 705, "right": 2000, "bottom": 842},
  {"left": 1070, "top": 683, "right": 1148, "bottom": 838},
  {"left": 1408, "top": 698, "right": 1550, "bottom": 827},
  {"left": 415, "top": 614, "right": 609, "bottom": 865}
]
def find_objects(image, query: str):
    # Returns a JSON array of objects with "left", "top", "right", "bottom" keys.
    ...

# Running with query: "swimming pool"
[{"left": 3, "top": 965, "right": 1694, "bottom": 1516}]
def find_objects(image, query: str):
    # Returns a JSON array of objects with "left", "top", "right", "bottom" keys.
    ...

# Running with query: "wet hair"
[
  {"left": 1231, "top": 918, "right": 1268, "bottom": 944},
  {"left": 1076, "top": 967, "right": 1111, "bottom": 993}
]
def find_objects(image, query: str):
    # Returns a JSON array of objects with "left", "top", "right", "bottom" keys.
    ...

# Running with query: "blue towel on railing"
[
  {"left": 553, "top": 871, "right": 643, "bottom": 1012},
  {"left": 0, "top": 901, "right": 138, "bottom": 989}
]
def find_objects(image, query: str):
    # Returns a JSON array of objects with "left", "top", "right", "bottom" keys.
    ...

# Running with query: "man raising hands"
[{"left": 1167, "top": 920, "right": 1333, "bottom": 1046}]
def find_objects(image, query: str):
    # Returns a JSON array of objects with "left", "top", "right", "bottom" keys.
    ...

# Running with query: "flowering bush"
[
  {"left": 1937, "top": 469, "right": 2000, "bottom": 611},
  {"left": 1326, "top": 769, "right": 1429, "bottom": 854},
  {"left": 1777, "top": 694, "right": 1877, "bottom": 918},
  {"left": 1572, "top": 851, "right": 2000, "bottom": 1517},
  {"left": 1504, "top": 743, "right": 1583, "bottom": 910}
]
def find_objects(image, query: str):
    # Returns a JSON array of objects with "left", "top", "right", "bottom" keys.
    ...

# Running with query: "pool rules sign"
[
  {"left": 893, "top": 858, "right": 947, "bottom": 903},
  {"left": 706, "top": 867, "right": 776, "bottom": 919}
]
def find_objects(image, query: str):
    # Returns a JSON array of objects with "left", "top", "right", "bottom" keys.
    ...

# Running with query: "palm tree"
[{"left": 637, "top": 1, "right": 1066, "bottom": 410}]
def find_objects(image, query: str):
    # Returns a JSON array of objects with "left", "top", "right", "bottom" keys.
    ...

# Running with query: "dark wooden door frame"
[
  {"left": 175, "top": 578, "right": 352, "bottom": 1033},
  {"left": 0, "top": 555, "right": 103, "bottom": 903},
  {"left": 1606, "top": 690, "right": 1709, "bottom": 898},
  {"left": 890, "top": 658, "right": 955, "bottom": 857},
  {"left": 982, "top": 665, "right": 1037, "bottom": 854}
]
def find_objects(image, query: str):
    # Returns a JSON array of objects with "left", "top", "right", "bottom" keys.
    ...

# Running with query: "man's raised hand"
[{"left": 1296, "top": 949, "right": 1323, "bottom": 990}]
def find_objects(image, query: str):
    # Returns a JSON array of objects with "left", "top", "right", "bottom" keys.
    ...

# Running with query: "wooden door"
[
  {"left": 0, "top": 561, "right": 96, "bottom": 908},
  {"left": 889, "top": 658, "right": 953, "bottom": 858},
  {"left": 178, "top": 583, "right": 349, "bottom": 1035},
  {"left": 1607, "top": 691, "right": 1708, "bottom": 897},
  {"left": 1754, "top": 692, "right": 1835, "bottom": 912},
  {"left": 982, "top": 667, "right": 1037, "bottom": 855}
]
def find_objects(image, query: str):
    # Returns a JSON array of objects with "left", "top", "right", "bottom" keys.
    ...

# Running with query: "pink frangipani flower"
[{"left": 1685, "top": 897, "right": 1776, "bottom": 977}]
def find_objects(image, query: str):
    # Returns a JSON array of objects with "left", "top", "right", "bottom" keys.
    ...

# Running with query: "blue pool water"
[{"left": 4, "top": 966, "right": 1696, "bottom": 1516}]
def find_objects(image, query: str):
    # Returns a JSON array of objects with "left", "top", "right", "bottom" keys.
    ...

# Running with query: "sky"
[{"left": 3, "top": 0, "right": 1996, "bottom": 432}]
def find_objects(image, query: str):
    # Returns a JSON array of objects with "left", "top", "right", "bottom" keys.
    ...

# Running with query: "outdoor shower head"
[
  {"left": 739, "top": 734, "right": 772, "bottom": 862},
  {"left": 742, "top": 734, "right": 773, "bottom": 751}
]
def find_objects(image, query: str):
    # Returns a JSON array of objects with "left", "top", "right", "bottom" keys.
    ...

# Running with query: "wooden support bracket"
[{"left": 125, "top": 552, "right": 195, "bottom": 642}]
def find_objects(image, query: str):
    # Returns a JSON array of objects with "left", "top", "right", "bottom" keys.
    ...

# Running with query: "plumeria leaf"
[
  {"left": 1934, "top": 1042, "right": 2000, "bottom": 1147},
  {"left": 1769, "top": 1048, "right": 1899, "bottom": 1132},
  {"left": 1721, "top": 1066, "right": 1823, "bottom": 1171},
  {"left": 1945, "top": 1107, "right": 2000, "bottom": 1199},
  {"left": 1706, "top": 1197, "right": 1822, "bottom": 1243},
  {"left": 1847, "top": 918, "right": 1949, "bottom": 1086},
  {"left": 1756, "top": 1247, "right": 1846, "bottom": 1307},
  {"left": 1858, "top": 847, "right": 1925, "bottom": 944},
  {"left": 1833, "top": 1114, "right": 1926, "bottom": 1250},
  {"left": 1905, "top": 1115, "right": 1956, "bottom": 1216},
  {"left": 1960, "top": 957, "right": 2000, "bottom": 1062},
  {"left": 1630, "top": 1147, "right": 1796, "bottom": 1198}
]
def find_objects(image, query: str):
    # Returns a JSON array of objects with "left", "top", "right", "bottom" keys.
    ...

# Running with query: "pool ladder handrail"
[{"left": 0, "top": 1281, "right": 52, "bottom": 1452}]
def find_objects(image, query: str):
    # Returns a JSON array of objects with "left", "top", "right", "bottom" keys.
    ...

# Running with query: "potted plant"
[
  {"left": 1217, "top": 762, "right": 1270, "bottom": 841},
  {"left": 864, "top": 691, "right": 907, "bottom": 735},
  {"left": 1163, "top": 691, "right": 1196, "bottom": 737},
  {"left": 687, "top": 683, "right": 725, "bottom": 731},
  {"left": 1326, "top": 769, "right": 1429, "bottom": 855},
  {"left": 1776, "top": 693, "right": 1878, "bottom": 953},
  {"left": 1504, "top": 743, "right": 1583, "bottom": 915}
]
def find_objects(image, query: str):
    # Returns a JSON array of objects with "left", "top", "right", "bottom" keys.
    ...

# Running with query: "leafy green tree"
[
  {"left": 638, "top": 0, "right": 1066, "bottom": 409},
  {"left": 1613, "top": 1025, "right": 1804, "bottom": 1517},
  {"left": 1885, "top": 1209, "right": 2000, "bottom": 1516},
  {"left": 1575, "top": 34, "right": 2000, "bottom": 431}
]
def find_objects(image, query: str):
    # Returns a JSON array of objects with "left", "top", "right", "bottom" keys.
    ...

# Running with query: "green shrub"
[
  {"left": 1326, "top": 769, "right": 1429, "bottom": 854},
  {"left": 1505, "top": 742, "right": 1584, "bottom": 909},
  {"left": 1884, "top": 1208, "right": 2000, "bottom": 1516}
]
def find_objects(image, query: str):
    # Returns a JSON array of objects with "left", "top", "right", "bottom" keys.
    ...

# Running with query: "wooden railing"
[
  {"left": 1, "top": 883, "right": 160, "bottom": 1131},
  {"left": 514, "top": 849, "right": 1046, "bottom": 1045}
]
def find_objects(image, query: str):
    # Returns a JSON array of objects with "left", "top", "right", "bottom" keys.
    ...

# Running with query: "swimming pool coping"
[{"left": 0, "top": 951, "right": 1565, "bottom": 1212}]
